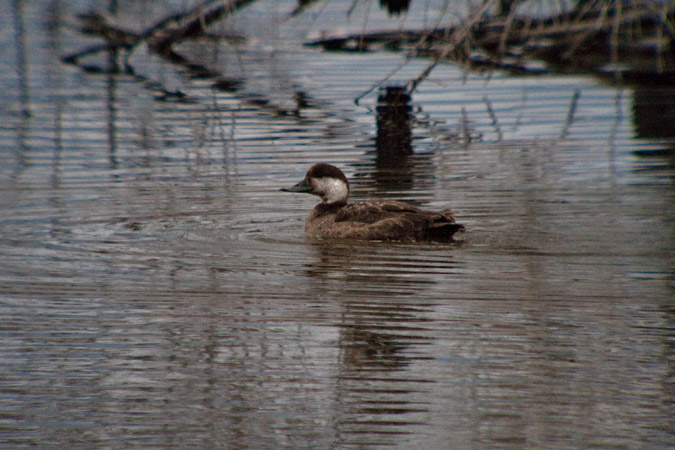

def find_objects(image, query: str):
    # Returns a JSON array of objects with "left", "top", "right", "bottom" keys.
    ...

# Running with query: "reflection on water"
[
  {"left": 0, "top": 1, "right": 674, "bottom": 448},
  {"left": 632, "top": 85, "right": 675, "bottom": 141}
]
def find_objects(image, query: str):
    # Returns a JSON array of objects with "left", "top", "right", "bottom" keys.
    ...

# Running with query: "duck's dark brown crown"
[{"left": 306, "top": 163, "right": 349, "bottom": 187}]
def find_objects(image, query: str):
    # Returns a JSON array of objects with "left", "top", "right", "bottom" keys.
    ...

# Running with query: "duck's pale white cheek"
[
  {"left": 330, "top": 182, "right": 348, "bottom": 202},
  {"left": 316, "top": 178, "right": 348, "bottom": 203}
]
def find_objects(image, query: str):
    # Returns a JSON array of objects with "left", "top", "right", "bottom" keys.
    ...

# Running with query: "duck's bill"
[{"left": 280, "top": 179, "right": 310, "bottom": 193}]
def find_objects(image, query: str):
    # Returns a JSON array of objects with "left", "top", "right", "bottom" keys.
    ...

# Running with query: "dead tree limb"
[{"left": 63, "top": 0, "right": 253, "bottom": 71}]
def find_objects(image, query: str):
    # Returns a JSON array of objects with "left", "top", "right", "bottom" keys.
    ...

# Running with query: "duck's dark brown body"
[
  {"left": 282, "top": 163, "right": 465, "bottom": 242},
  {"left": 306, "top": 200, "right": 464, "bottom": 241}
]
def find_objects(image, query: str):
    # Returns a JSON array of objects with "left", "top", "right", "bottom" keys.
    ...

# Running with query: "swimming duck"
[{"left": 281, "top": 163, "right": 465, "bottom": 241}]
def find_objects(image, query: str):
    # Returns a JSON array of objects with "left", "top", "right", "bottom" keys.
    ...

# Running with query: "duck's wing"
[
  {"left": 334, "top": 201, "right": 423, "bottom": 224},
  {"left": 333, "top": 201, "right": 463, "bottom": 241}
]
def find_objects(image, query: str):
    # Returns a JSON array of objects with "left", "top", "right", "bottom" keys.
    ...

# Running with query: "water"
[{"left": 1, "top": 1, "right": 674, "bottom": 448}]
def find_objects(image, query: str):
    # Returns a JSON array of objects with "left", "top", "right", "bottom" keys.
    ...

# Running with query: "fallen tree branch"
[
  {"left": 306, "top": 0, "right": 675, "bottom": 90},
  {"left": 63, "top": 0, "right": 251, "bottom": 71},
  {"left": 145, "top": 0, "right": 256, "bottom": 54},
  {"left": 62, "top": 0, "right": 318, "bottom": 116}
]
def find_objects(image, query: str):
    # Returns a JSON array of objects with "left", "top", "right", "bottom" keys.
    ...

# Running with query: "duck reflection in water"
[{"left": 281, "top": 163, "right": 465, "bottom": 241}]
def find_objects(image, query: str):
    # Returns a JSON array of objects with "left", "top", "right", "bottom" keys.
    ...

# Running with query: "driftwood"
[
  {"left": 62, "top": 0, "right": 315, "bottom": 116},
  {"left": 308, "top": 0, "right": 675, "bottom": 91},
  {"left": 64, "top": 0, "right": 249, "bottom": 73},
  {"left": 63, "top": 0, "right": 674, "bottom": 109}
]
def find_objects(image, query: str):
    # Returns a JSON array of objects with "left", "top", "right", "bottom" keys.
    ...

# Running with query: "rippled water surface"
[{"left": 1, "top": 1, "right": 674, "bottom": 448}]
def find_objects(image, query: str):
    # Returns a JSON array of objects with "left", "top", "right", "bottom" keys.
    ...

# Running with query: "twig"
[
  {"left": 354, "top": 55, "right": 414, "bottom": 105},
  {"left": 406, "top": 0, "right": 496, "bottom": 94},
  {"left": 484, "top": 95, "right": 502, "bottom": 141},
  {"left": 560, "top": 88, "right": 580, "bottom": 140}
]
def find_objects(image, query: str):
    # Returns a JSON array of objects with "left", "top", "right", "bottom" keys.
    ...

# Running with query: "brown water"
[{"left": 1, "top": 1, "right": 674, "bottom": 448}]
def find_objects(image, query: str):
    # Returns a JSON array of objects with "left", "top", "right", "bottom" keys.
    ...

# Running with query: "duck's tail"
[
  {"left": 425, "top": 222, "right": 465, "bottom": 241},
  {"left": 425, "top": 209, "right": 465, "bottom": 241}
]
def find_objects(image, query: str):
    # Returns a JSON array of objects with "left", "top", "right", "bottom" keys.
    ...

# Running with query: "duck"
[{"left": 281, "top": 163, "right": 465, "bottom": 241}]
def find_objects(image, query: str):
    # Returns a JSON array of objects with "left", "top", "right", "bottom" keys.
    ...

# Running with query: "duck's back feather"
[
  {"left": 308, "top": 200, "right": 463, "bottom": 241},
  {"left": 334, "top": 201, "right": 425, "bottom": 224}
]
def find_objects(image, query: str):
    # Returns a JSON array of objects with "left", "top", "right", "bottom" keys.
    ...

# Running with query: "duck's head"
[{"left": 281, "top": 163, "right": 349, "bottom": 205}]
